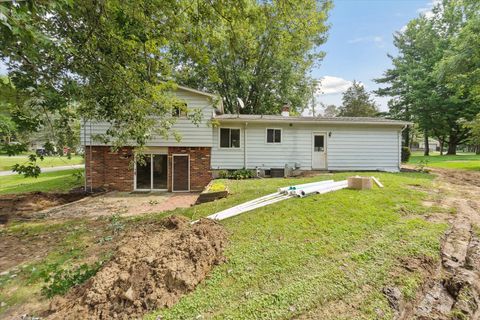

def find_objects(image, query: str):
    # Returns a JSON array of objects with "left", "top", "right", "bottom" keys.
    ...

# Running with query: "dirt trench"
[
  {"left": 45, "top": 215, "right": 227, "bottom": 320},
  {"left": 0, "top": 191, "right": 89, "bottom": 223},
  {"left": 388, "top": 168, "right": 480, "bottom": 320}
]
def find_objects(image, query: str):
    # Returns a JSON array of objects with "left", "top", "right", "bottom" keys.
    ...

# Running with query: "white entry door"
[{"left": 312, "top": 133, "right": 327, "bottom": 169}]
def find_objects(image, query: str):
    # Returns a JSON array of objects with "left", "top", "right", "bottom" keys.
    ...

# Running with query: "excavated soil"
[
  {"left": 0, "top": 191, "right": 88, "bottom": 223},
  {"left": 46, "top": 215, "right": 227, "bottom": 320},
  {"left": 388, "top": 167, "right": 480, "bottom": 320}
]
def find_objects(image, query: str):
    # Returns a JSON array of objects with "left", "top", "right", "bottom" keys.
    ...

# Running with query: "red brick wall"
[
  {"left": 84, "top": 146, "right": 134, "bottom": 191},
  {"left": 85, "top": 146, "right": 211, "bottom": 192},
  {"left": 168, "top": 147, "right": 212, "bottom": 192}
]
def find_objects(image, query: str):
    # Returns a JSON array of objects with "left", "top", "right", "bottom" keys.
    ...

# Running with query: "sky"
[
  {"left": 0, "top": 0, "right": 437, "bottom": 114},
  {"left": 310, "top": 0, "right": 437, "bottom": 115}
]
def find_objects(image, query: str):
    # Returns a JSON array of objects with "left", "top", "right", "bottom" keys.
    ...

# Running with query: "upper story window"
[
  {"left": 172, "top": 103, "right": 188, "bottom": 117},
  {"left": 266, "top": 128, "right": 282, "bottom": 143},
  {"left": 220, "top": 128, "right": 240, "bottom": 148}
]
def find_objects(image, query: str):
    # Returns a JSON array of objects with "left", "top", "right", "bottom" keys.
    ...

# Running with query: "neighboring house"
[
  {"left": 81, "top": 86, "right": 409, "bottom": 192},
  {"left": 418, "top": 138, "right": 439, "bottom": 152}
]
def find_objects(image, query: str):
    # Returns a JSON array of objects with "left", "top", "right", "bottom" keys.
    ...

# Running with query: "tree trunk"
[
  {"left": 446, "top": 141, "right": 457, "bottom": 155},
  {"left": 439, "top": 140, "right": 444, "bottom": 155},
  {"left": 476, "top": 144, "right": 480, "bottom": 155},
  {"left": 424, "top": 133, "right": 430, "bottom": 156}
]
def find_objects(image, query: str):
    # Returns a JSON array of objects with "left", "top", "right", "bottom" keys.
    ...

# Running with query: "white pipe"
[
  {"left": 278, "top": 180, "right": 334, "bottom": 193},
  {"left": 207, "top": 194, "right": 291, "bottom": 221},
  {"left": 298, "top": 180, "right": 348, "bottom": 197},
  {"left": 288, "top": 181, "right": 338, "bottom": 196},
  {"left": 296, "top": 180, "right": 345, "bottom": 196}
]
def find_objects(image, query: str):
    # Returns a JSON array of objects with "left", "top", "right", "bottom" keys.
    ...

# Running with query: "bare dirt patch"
[
  {"left": 0, "top": 192, "right": 88, "bottom": 223},
  {"left": 46, "top": 215, "right": 227, "bottom": 320},
  {"left": 38, "top": 192, "right": 198, "bottom": 219},
  {"left": 388, "top": 167, "right": 480, "bottom": 320}
]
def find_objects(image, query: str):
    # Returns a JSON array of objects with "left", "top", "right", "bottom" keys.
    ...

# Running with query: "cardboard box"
[{"left": 347, "top": 176, "right": 372, "bottom": 190}]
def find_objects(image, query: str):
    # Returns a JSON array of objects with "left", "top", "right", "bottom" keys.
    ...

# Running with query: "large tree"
[
  {"left": 169, "top": 0, "right": 331, "bottom": 115},
  {"left": 337, "top": 81, "right": 379, "bottom": 117},
  {"left": 0, "top": 0, "right": 331, "bottom": 156},
  {"left": 376, "top": 0, "right": 480, "bottom": 155}
]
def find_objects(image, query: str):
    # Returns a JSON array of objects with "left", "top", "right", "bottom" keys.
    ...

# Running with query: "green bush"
[
  {"left": 218, "top": 170, "right": 229, "bottom": 179},
  {"left": 216, "top": 169, "right": 255, "bottom": 180},
  {"left": 401, "top": 146, "right": 411, "bottom": 163},
  {"left": 41, "top": 262, "right": 102, "bottom": 298},
  {"left": 228, "top": 169, "right": 255, "bottom": 180}
]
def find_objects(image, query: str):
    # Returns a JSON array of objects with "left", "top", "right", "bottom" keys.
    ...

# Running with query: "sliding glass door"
[{"left": 135, "top": 154, "right": 168, "bottom": 190}]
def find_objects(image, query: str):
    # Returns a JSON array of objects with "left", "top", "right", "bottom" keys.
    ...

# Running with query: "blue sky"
[
  {"left": 310, "top": 0, "right": 437, "bottom": 114},
  {"left": 1, "top": 0, "right": 435, "bottom": 113}
]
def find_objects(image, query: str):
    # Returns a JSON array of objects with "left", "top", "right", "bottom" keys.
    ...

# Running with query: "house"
[
  {"left": 81, "top": 86, "right": 409, "bottom": 192},
  {"left": 417, "top": 138, "right": 440, "bottom": 152}
]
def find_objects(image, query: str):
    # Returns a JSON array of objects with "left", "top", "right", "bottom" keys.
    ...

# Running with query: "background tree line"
[{"left": 376, "top": 0, "right": 480, "bottom": 155}]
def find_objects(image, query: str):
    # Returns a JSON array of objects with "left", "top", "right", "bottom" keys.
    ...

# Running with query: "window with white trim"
[
  {"left": 220, "top": 128, "right": 240, "bottom": 148},
  {"left": 266, "top": 128, "right": 281, "bottom": 143}
]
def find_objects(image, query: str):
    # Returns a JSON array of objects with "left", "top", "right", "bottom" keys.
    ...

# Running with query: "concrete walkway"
[{"left": 0, "top": 164, "right": 84, "bottom": 176}]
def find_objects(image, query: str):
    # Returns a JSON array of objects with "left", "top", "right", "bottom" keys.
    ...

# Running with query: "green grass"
[
  {"left": 0, "top": 169, "right": 82, "bottom": 195},
  {"left": 140, "top": 172, "right": 448, "bottom": 319},
  {"left": 0, "top": 155, "right": 84, "bottom": 171},
  {"left": 409, "top": 152, "right": 480, "bottom": 171},
  {"left": 0, "top": 172, "right": 449, "bottom": 319}
]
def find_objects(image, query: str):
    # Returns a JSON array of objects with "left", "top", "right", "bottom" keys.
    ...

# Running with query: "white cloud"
[
  {"left": 317, "top": 76, "right": 353, "bottom": 95},
  {"left": 417, "top": 0, "right": 441, "bottom": 19},
  {"left": 347, "top": 35, "right": 385, "bottom": 48}
]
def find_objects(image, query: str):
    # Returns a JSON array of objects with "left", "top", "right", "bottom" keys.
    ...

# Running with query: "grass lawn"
[
  {"left": 0, "top": 169, "right": 83, "bottom": 195},
  {"left": 0, "top": 155, "right": 84, "bottom": 171},
  {"left": 0, "top": 172, "right": 448, "bottom": 319},
  {"left": 409, "top": 152, "right": 480, "bottom": 171},
  {"left": 147, "top": 172, "right": 446, "bottom": 319}
]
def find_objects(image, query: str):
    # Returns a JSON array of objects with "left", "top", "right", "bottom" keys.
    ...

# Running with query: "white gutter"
[{"left": 214, "top": 118, "right": 411, "bottom": 127}]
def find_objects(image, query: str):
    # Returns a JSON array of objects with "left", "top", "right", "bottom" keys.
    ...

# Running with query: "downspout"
[
  {"left": 399, "top": 124, "right": 408, "bottom": 170},
  {"left": 244, "top": 122, "right": 248, "bottom": 169},
  {"left": 83, "top": 119, "right": 87, "bottom": 192}
]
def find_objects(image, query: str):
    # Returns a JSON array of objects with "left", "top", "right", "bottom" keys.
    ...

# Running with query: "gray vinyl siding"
[
  {"left": 211, "top": 122, "right": 402, "bottom": 172},
  {"left": 80, "top": 89, "right": 214, "bottom": 147}
]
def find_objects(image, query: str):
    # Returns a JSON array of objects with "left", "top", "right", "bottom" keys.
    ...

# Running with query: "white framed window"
[
  {"left": 266, "top": 128, "right": 282, "bottom": 144},
  {"left": 172, "top": 103, "right": 188, "bottom": 117},
  {"left": 219, "top": 128, "right": 241, "bottom": 148}
]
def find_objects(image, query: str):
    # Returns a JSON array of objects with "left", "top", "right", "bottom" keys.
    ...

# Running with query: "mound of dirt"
[{"left": 47, "top": 215, "right": 227, "bottom": 320}]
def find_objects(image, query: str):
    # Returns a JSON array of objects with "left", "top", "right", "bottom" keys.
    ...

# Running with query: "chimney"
[{"left": 281, "top": 104, "right": 290, "bottom": 117}]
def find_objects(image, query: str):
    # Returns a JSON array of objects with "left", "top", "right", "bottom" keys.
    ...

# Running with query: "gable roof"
[
  {"left": 176, "top": 85, "right": 218, "bottom": 98},
  {"left": 214, "top": 114, "right": 410, "bottom": 126}
]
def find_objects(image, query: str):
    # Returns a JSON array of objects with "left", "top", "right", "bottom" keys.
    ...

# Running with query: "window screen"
[
  {"left": 220, "top": 128, "right": 240, "bottom": 148},
  {"left": 267, "top": 129, "right": 281, "bottom": 143},
  {"left": 314, "top": 135, "right": 324, "bottom": 152}
]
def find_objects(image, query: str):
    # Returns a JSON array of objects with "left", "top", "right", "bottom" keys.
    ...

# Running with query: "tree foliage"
[
  {"left": 337, "top": 81, "right": 379, "bottom": 117},
  {"left": 376, "top": 0, "right": 480, "bottom": 154},
  {"left": 0, "top": 0, "right": 332, "bottom": 158},
  {"left": 169, "top": 0, "right": 331, "bottom": 115}
]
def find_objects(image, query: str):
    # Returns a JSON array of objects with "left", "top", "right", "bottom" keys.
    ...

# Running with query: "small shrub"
[
  {"left": 41, "top": 262, "right": 102, "bottom": 298},
  {"left": 72, "top": 170, "right": 84, "bottom": 182},
  {"left": 415, "top": 159, "right": 430, "bottom": 173},
  {"left": 216, "top": 169, "right": 255, "bottom": 180},
  {"left": 229, "top": 169, "right": 255, "bottom": 180},
  {"left": 401, "top": 146, "right": 411, "bottom": 163},
  {"left": 218, "top": 170, "right": 229, "bottom": 179}
]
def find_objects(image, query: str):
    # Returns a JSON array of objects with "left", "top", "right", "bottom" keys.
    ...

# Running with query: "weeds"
[
  {"left": 415, "top": 159, "right": 430, "bottom": 173},
  {"left": 109, "top": 214, "right": 124, "bottom": 235},
  {"left": 41, "top": 262, "right": 102, "bottom": 298}
]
